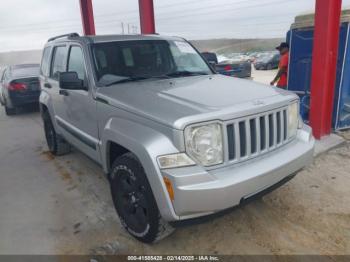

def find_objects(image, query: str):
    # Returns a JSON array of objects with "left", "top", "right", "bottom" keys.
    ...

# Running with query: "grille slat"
[
  {"left": 276, "top": 111, "right": 282, "bottom": 144},
  {"left": 264, "top": 115, "right": 269, "bottom": 150},
  {"left": 273, "top": 112, "right": 278, "bottom": 147},
  {"left": 283, "top": 109, "right": 288, "bottom": 140},
  {"left": 245, "top": 120, "right": 251, "bottom": 157},
  {"left": 268, "top": 114, "right": 275, "bottom": 147},
  {"left": 234, "top": 123, "right": 241, "bottom": 161},
  {"left": 255, "top": 117, "right": 261, "bottom": 154},
  {"left": 227, "top": 107, "right": 289, "bottom": 162}
]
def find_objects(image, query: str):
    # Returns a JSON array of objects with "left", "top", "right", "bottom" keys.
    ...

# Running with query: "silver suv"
[{"left": 39, "top": 33, "right": 315, "bottom": 243}]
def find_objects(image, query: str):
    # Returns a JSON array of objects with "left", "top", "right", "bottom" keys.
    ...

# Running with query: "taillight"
[
  {"left": 7, "top": 82, "right": 27, "bottom": 91},
  {"left": 224, "top": 65, "right": 232, "bottom": 71}
]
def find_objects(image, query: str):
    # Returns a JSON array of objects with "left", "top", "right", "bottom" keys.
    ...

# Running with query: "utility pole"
[
  {"left": 121, "top": 22, "right": 125, "bottom": 34},
  {"left": 79, "top": 0, "right": 96, "bottom": 35},
  {"left": 309, "top": 0, "right": 342, "bottom": 139},
  {"left": 138, "top": 0, "right": 156, "bottom": 34}
]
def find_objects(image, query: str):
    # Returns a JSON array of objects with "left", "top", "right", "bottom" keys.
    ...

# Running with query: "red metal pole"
[
  {"left": 138, "top": 0, "right": 156, "bottom": 34},
  {"left": 79, "top": 0, "right": 96, "bottom": 35},
  {"left": 309, "top": 0, "right": 342, "bottom": 139}
]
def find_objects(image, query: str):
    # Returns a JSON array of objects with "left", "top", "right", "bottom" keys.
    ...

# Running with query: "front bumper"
[{"left": 161, "top": 125, "right": 314, "bottom": 220}]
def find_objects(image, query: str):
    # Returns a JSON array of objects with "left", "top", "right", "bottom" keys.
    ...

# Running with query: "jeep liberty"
[{"left": 39, "top": 33, "right": 315, "bottom": 243}]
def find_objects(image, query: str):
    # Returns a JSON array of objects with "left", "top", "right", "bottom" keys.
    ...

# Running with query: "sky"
[{"left": 0, "top": 0, "right": 349, "bottom": 52}]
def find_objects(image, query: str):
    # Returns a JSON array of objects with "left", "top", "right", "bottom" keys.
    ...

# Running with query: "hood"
[{"left": 97, "top": 74, "right": 296, "bottom": 129}]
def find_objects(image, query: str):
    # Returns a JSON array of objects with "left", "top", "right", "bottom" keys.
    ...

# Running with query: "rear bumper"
[
  {"left": 161, "top": 125, "right": 314, "bottom": 220},
  {"left": 9, "top": 92, "right": 40, "bottom": 106}
]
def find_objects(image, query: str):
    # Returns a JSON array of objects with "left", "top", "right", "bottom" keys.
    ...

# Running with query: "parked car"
[
  {"left": 247, "top": 51, "right": 262, "bottom": 63},
  {"left": 39, "top": 33, "right": 315, "bottom": 243},
  {"left": 215, "top": 59, "right": 252, "bottom": 78},
  {"left": 0, "top": 64, "right": 40, "bottom": 115},
  {"left": 254, "top": 52, "right": 280, "bottom": 70},
  {"left": 201, "top": 51, "right": 218, "bottom": 65},
  {"left": 201, "top": 52, "right": 252, "bottom": 78}
]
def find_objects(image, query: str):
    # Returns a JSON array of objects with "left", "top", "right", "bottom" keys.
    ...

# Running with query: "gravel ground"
[{"left": 0, "top": 69, "right": 349, "bottom": 255}]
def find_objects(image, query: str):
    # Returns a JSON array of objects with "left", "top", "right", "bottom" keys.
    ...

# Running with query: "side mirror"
[{"left": 59, "top": 72, "right": 85, "bottom": 90}]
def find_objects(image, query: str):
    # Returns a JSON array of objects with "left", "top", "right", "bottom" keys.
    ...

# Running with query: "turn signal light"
[{"left": 163, "top": 177, "right": 174, "bottom": 201}]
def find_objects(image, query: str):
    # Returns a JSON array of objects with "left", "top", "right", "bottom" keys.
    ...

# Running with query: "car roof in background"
[{"left": 10, "top": 64, "right": 40, "bottom": 71}]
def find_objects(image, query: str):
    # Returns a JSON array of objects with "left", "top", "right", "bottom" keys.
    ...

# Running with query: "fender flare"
[{"left": 101, "top": 117, "right": 180, "bottom": 221}]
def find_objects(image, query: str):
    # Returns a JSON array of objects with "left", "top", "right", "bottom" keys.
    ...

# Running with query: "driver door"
[{"left": 60, "top": 44, "right": 100, "bottom": 162}]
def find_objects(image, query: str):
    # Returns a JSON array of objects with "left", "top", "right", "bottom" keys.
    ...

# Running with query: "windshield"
[{"left": 92, "top": 40, "right": 212, "bottom": 85}]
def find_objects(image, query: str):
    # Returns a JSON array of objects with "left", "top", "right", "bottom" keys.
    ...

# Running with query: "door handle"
[
  {"left": 59, "top": 89, "right": 69, "bottom": 96},
  {"left": 44, "top": 83, "right": 52, "bottom": 89}
]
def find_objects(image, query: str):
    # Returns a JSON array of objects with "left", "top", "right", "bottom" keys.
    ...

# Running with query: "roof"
[
  {"left": 291, "top": 8, "right": 350, "bottom": 29},
  {"left": 47, "top": 33, "right": 185, "bottom": 45},
  {"left": 10, "top": 64, "right": 39, "bottom": 69}
]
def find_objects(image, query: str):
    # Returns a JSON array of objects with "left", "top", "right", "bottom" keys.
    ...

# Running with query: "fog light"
[{"left": 157, "top": 153, "right": 195, "bottom": 169}]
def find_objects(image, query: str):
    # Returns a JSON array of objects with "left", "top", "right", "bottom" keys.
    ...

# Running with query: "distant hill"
[
  {"left": 0, "top": 50, "right": 42, "bottom": 67},
  {"left": 190, "top": 38, "right": 284, "bottom": 55}
]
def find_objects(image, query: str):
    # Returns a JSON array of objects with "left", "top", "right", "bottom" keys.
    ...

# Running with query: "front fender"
[{"left": 101, "top": 117, "right": 180, "bottom": 221}]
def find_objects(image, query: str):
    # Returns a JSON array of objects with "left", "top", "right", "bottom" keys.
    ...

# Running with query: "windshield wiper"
[
  {"left": 104, "top": 76, "right": 149, "bottom": 86},
  {"left": 102, "top": 71, "right": 208, "bottom": 86},
  {"left": 165, "top": 70, "right": 209, "bottom": 78}
]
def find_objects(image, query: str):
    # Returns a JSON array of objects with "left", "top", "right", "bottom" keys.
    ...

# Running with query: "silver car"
[{"left": 39, "top": 33, "right": 315, "bottom": 243}]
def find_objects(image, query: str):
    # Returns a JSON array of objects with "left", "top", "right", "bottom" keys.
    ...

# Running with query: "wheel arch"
[{"left": 101, "top": 117, "right": 180, "bottom": 221}]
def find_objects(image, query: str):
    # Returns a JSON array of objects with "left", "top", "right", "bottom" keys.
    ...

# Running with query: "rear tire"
[
  {"left": 5, "top": 106, "right": 16, "bottom": 116},
  {"left": 109, "top": 153, "right": 174, "bottom": 243},
  {"left": 267, "top": 63, "right": 273, "bottom": 70},
  {"left": 42, "top": 112, "right": 71, "bottom": 156}
]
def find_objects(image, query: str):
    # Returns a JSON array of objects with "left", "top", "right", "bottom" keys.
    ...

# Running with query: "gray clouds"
[{"left": 0, "top": 0, "right": 349, "bottom": 51}]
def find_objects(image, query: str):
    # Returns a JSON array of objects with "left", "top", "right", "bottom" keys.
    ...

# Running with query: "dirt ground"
[{"left": 0, "top": 69, "right": 349, "bottom": 255}]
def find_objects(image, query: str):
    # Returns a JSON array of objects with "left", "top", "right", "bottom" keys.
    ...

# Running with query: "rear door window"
[
  {"left": 50, "top": 46, "right": 67, "bottom": 80},
  {"left": 40, "top": 47, "right": 52, "bottom": 77}
]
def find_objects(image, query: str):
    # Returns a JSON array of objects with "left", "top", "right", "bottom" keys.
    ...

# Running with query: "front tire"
[
  {"left": 42, "top": 112, "right": 71, "bottom": 156},
  {"left": 110, "top": 153, "right": 174, "bottom": 243}
]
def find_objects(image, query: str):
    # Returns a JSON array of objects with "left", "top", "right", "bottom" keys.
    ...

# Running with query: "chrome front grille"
[{"left": 225, "top": 107, "right": 289, "bottom": 163}]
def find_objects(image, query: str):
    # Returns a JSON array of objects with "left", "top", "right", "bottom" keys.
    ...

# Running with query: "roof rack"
[{"left": 48, "top": 33, "right": 80, "bottom": 42}]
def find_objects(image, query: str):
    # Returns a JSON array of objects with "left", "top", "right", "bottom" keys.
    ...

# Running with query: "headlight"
[
  {"left": 184, "top": 123, "right": 223, "bottom": 166},
  {"left": 288, "top": 102, "right": 299, "bottom": 138}
]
